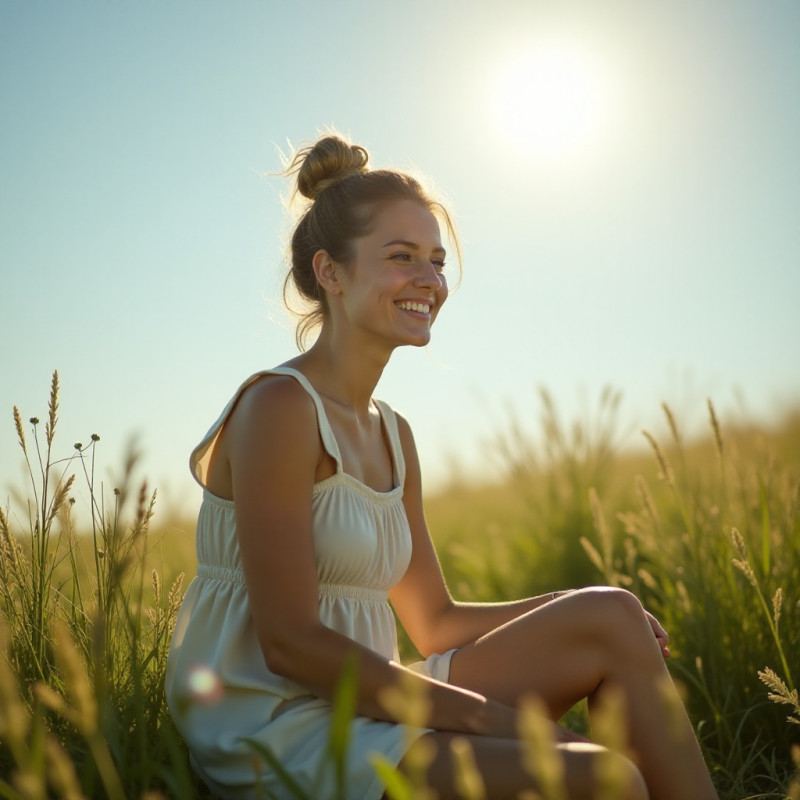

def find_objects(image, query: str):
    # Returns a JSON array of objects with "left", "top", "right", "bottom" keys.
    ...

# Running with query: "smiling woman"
[
  {"left": 493, "top": 42, "right": 610, "bottom": 157},
  {"left": 165, "top": 132, "right": 719, "bottom": 800}
]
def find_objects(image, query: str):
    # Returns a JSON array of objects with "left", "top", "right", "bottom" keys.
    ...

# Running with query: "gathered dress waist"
[{"left": 195, "top": 563, "right": 388, "bottom": 603}]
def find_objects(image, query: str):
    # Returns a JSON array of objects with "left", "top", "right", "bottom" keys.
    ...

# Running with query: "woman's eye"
[
  {"left": 391, "top": 252, "right": 413, "bottom": 262},
  {"left": 433, "top": 260, "right": 446, "bottom": 272}
]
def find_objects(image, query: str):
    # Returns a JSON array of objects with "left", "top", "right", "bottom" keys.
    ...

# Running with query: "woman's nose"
[{"left": 414, "top": 260, "right": 443, "bottom": 290}]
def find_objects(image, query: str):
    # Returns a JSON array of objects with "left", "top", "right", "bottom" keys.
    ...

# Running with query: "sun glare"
[{"left": 494, "top": 43, "right": 608, "bottom": 158}]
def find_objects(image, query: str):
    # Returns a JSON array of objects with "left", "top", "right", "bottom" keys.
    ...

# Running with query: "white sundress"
[{"left": 165, "top": 367, "right": 455, "bottom": 800}]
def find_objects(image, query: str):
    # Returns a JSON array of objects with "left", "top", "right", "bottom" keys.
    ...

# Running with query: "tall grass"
[
  {"left": 0, "top": 372, "right": 193, "bottom": 799},
  {"left": 427, "top": 391, "right": 800, "bottom": 799},
  {"left": 2, "top": 373, "right": 799, "bottom": 798}
]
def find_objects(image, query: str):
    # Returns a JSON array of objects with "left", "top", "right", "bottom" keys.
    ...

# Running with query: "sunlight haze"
[{"left": 1, "top": 0, "right": 798, "bottom": 521}]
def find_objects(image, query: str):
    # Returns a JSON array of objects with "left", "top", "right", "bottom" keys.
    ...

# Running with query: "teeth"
[{"left": 397, "top": 301, "right": 431, "bottom": 314}]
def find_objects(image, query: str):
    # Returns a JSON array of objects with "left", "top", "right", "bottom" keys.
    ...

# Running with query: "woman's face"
[{"left": 334, "top": 199, "right": 449, "bottom": 349}]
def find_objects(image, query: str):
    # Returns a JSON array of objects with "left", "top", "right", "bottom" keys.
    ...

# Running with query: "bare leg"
[
  {"left": 390, "top": 732, "right": 648, "bottom": 800},
  {"left": 447, "top": 588, "right": 718, "bottom": 800}
]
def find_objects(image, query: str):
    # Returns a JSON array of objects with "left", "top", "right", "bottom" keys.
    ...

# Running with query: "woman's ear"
[{"left": 312, "top": 250, "right": 342, "bottom": 296}]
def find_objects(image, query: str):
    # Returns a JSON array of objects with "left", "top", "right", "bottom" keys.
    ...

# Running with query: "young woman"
[{"left": 165, "top": 134, "right": 719, "bottom": 800}]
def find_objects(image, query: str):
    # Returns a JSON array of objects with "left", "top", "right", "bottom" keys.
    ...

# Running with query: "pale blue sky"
[{"left": 2, "top": 0, "right": 799, "bottom": 520}]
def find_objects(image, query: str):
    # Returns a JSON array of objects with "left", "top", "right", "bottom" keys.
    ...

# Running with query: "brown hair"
[{"left": 283, "top": 133, "right": 459, "bottom": 349}]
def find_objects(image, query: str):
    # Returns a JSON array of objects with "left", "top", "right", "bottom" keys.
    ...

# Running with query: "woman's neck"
[{"left": 285, "top": 330, "right": 392, "bottom": 421}]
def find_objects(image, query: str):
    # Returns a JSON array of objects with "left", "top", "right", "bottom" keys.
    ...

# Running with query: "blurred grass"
[
  {"left": 2, "top": 374, "right": 799, "bottom": 798},
  {"left": 423, "top": 391, "right": 800, "bottom": 799}
]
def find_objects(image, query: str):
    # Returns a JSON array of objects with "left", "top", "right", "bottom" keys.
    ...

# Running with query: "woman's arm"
[
  {"left": 224, "top": 377, "right": 520, "bottom": 736},
  {"left": 390, "top": 414, "right": 669, "bottom": 660},
  {"left": 390, "top": 414, "right": 573, "bottom": 657}
]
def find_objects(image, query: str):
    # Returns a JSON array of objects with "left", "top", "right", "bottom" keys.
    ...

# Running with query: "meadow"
[{"left": 1, "top": 372, "right": 798, "bottom": 799}]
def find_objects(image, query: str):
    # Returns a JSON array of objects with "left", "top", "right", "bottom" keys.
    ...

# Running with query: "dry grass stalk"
[
  {"left": 588, "top": 488, "right": 613, "bottom": 571},
  {"left": 591, "top": 685, "right": 634, "bottom": 800},
  {"left": 46, "top": 370, "right": 59, "bottom": 449},
  {"left": 773, "top": 588, "right": 784, "bottom": 628},
  {"left": 634, "top": 474, "right": 660, "bottom": 530},
  {"left": 518, "top": 696, "right": 567, "bottom": 800},
  {"left": 46, "top": 473, "right": 75, "bottom": 528},
  {"left": 151, "top": 568, "right": 162, "bottom": 607},
  {"left": 44, "top": 736, "right": 87, "bottom": 800},
  {"left": 61, "top": 622, "right": 98, "bottom": 734},
  {"left": 0, "top": 617, "right": 33, "bottom": 769},
  {"left": 13, "top": 405, "right": 27, "bottom": 455},
  {"left": 642, "top": 430, "right": 675, "bottom": 487},
  {"left": 758, "top": 667, "right": 800, "bottom": 725},
  {"left": 10, "top": 770, "right": 47, "bottom": 800},
  {"left": 449, "top": 737, "right": 486, "bottom": 800},
  {"left": 707, "top": 398, "right": 724, "bottom": 459},
  {"left": 661, "top": 402, "right": 681, "bottom": 446},
  {"left": 0, "top": 506, "right": 22, "bottom": 575}
]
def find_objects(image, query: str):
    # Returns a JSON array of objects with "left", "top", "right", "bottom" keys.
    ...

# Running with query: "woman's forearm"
[{"left": 263, "top": 621, "right": 516, "bottom": 736}]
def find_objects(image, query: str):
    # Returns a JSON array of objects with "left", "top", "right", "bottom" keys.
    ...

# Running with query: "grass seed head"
[
  {"left": 518, "top": 695, "right": 567, "bottom": 800},
  {"left": 642, "top": 430, "right": 675, "bottom": 486},
  {"left": 773, "top": 588, "right": 784, "bottom": 628},
  {"left": 707, "top": 398, "right": 724, "bottom": 458},
  {"left": 450, "top": 737, "right": 487, "bottom": 800},
  {"left": 53, "top": 621, "right": 97, "bottom": 736},
  {"left": 46, "top": 371, "right": 60, "bottom": 448},
  {"left": 13, "top": 406, "right": 27, "bottom": 455},
  {"left": 758, "top": 667, "right": 800, "bottom": 724},
  {"left": 47, "top": 474, "right": 76, "bottom": 526},
  {"left": 45, "top": 736, "right": 87, "bottom": 800},
  {"left": 635, "top": 474, "right": 660, "bottom": 528},
  {"left": 731, "top": 528, "right": 747, "bottom": 558},
  {"left": 151, "top": 569, "right": 161, "bottom": 606},
  {"left": 377, "top": 669, "right": 432, "bottom": 729},
  {"left": 0, "top": 618, "right": 31, "bottom": 751},
  {"left": 11, "top": 770, "right": 47, "bottom": 800},
  {"left": 661, "top": 402, "right": 682, "bottom": 446}
]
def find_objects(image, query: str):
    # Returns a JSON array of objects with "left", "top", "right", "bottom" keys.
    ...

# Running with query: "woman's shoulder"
[
  {"left": 387, "top": 406, "right": 414, "bottom": 445},
  {"left": 227, "top": 369, "right": 317, "bottom": 434}
]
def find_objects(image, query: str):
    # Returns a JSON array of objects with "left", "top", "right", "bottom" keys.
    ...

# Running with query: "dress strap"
[
  {"left": 189, "top": 367, "right": 342, "bottom": 488},
  {"left": 268, "top": 367, "right": 344, "bottom": 471},
  {"left": 373, "top": 400, "right": 406, "bottom": 488}
]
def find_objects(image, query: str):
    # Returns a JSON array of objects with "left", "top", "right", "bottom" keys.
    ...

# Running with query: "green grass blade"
[
  {"left": 759, "top": 477, "right": 771, "bottom": 578},
  {"left": 369, "top": 754, "right": 414, "bottom": 800},
  {"left": 240, "top": 737, "right": 310, "bottom": 800}
]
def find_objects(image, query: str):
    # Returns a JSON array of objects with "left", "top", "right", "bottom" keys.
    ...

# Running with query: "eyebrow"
[{"left": 381, "top": 239, "right": 446, "bottom": 255}]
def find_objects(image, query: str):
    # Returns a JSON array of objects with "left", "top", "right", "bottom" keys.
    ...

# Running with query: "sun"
[{"left": 494, "top": 43, "right": 608, "bottom": 158}]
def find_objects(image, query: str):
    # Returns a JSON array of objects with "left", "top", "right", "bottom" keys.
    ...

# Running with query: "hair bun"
[{"left": 293, "top": 135, "right": 370, "bottom": 200}]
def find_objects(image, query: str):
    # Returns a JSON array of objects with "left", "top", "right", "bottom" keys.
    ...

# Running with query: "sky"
[{"left": 2, "top": 0, "right": 799, "bottom": 523}]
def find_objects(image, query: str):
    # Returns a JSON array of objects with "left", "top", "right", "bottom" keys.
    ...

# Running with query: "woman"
[{"left": 165, "top": 133, "right": 719, "bottom": 800}]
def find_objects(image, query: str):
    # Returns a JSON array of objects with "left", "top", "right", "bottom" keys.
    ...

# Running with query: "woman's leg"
[
  {"left": 447, "top": 587, "right": 718, "bottom": 800},
  {"left": 391, "top": 732, "right": 648, "bottom": 800}
]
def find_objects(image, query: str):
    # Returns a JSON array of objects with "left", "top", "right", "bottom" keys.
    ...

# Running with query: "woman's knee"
[
  {"left": 561, "top": 744, "right": 648, "bottom": 800},
  {"left": 574, "top": 587, "right": 647, "bottom": 631},
  {"left": 601, "top": 751, "right": 649, "bottom": 800},
  {"left": 569, "top": 587, "right": 655, "bottom": 660}
]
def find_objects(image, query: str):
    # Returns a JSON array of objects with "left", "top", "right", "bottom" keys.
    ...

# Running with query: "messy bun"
[
  {"left": 292, "top": 136, "right": 369, "bottom": 201},
  {"left": 282, "top": 133, "right": 459, "bottom": 350}
]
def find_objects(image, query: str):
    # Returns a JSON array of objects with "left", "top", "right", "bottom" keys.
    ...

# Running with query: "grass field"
[{"left": 1, "top": 373, "right": 798, "bottom": 799}]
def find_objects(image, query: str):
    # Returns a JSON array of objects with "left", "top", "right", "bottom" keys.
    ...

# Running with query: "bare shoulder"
[
  {"left": 224, "top": 375, "right": 318, "bottom": 455},
  {"left": 231, "top": 374, "right": 315, "bottom": 429},
  {"left": 210, "top": 374, "right": 318, "bottom": 482},
  {"left": 392, "top": 410, "right": 423, "bottom": 491},
  {"left": 393, "top": 410, "right": 419, "bottom": 458},
  {"left": 393, "top": 409, "right": 414, "bottom": 443}
]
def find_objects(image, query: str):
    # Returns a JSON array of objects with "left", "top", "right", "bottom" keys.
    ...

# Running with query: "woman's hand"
[
  {"left": 645, "top": 610, "right": 670, "bottom": 659},
  {"left": 480, "top": 699, "right": 590, "bottom": 744},
  {"left": 552, "top": 723, "right": 591, "bottom": 744}
]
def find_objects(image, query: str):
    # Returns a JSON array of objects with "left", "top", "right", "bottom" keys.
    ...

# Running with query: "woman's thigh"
[
  {"left": 448, "top": 587, "right": 658, "bottom": 718},
  {"left": 390, "top": 731, "right": 647, "bottom": 800}
]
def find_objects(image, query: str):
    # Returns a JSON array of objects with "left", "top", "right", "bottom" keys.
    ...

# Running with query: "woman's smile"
[{"left": 395, "top": 298, "right": 434, "bottom": 318}]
